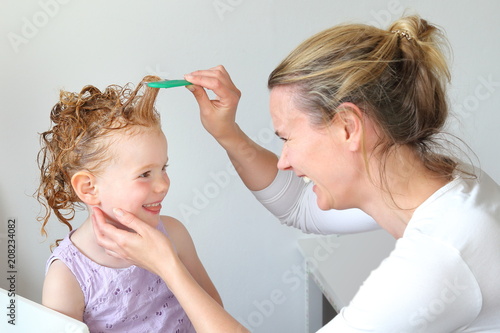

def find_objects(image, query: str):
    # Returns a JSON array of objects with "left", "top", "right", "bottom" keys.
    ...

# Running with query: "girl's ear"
[
  {"left": 71, "top": 171, "right": 100, "bottom": 205},
  {"left": 334, "top": 102, "right": 364, "bottom": 152}
]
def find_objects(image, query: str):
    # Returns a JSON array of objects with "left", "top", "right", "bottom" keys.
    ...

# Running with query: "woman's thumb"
[
  {"left": 185, "top": 84, "right": 213, "bottom": 111},
  {"left": 113, "top": 208, "right": 135, "bottom": 226}
]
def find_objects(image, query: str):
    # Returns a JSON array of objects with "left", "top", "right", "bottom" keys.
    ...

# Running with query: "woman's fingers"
[
  {"left": 184, "top": 82, "right": 213, "bottom": 113},
  {"left": 92, "top": 207, "right": 117, "bottom": 248},
  {"left": 112, "top": 208, "right": 145, "bottom": 233},
  {"left": 92, "top": 207, "right": 141, "bottom": 260},
  {"left": 184, "top": 65, "right": 241, "bottom": 140},
  {"left": 185, "top": 65, "right": 241, "bottom": 104},
  {"left": 92, "top": 207, "right": 177, "bottom": 274}
]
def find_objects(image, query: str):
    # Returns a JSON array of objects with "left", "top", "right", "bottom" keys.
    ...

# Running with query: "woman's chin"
[{"left": 315, "top": 195, "right": 332, "bottom": 210}]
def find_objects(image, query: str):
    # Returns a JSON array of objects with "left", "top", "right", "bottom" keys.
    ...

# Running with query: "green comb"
[{"left": 147, "top": 79, "right": 192, "bottom": 89}]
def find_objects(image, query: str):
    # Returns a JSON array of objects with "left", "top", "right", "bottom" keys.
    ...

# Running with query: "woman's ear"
[
  {"left": 71, "top": 171, "right": 100, "bottom": 205},
  {"left": 334, "top": 102, "right": 364, "bottom": 152}
]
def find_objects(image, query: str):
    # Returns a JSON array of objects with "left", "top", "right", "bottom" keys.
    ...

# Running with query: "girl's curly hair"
[{"left": 36, "top": 75, "right": 161, "bottom": 241}]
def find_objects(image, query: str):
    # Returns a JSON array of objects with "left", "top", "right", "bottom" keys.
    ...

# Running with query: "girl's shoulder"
[
  {"left": 43, "top": 255, "right": 85, "bottom": 321},
  {"left": 159, "top": 215, "right": 187, "bottom": 232},
  {"left": 159, "top": 216, "right": 193, "bottom": 249}
]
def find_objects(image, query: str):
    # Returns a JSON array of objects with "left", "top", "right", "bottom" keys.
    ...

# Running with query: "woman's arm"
[
  {"left": 161, "top": 216, "right": 223, "bottom": 307},
  {"left": 185, "top": 66, "right": 377, "bottom": 234},
  {"left": 185, "top": 65, "right": 279, "bottom": 191},
  {"left": 92, "top": 207, "right": 248, "bottom": 333}
]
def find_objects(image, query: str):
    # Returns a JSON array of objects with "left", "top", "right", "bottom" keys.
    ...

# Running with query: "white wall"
[{"left": 1, "top": 1, "right": 499, "bottom": 332}]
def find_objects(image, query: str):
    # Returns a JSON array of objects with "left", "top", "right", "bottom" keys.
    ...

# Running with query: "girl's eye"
[
  {"left": 139, "top": 171, "right": 151, "bottom": 178},
  {"left": 162, "top": 164, "right": 169, "bottom": 171}
]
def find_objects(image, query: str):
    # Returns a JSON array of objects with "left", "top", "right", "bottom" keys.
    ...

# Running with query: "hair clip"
[{"left": 391, "top": 29, "right": 413, "bottom": 41}]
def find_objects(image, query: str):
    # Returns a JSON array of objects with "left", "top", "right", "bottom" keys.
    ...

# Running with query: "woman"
[{"left": 93, "top": 15, "right": 500, "bottom": 332}]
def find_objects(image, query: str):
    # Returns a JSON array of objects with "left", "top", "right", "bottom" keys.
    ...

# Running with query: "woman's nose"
[{"left": 277, "top": 150, "right": 292, "bottom": 171}]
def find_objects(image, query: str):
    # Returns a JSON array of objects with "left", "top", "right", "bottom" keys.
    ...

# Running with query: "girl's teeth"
[
  {"left": 303, "top": 177, "right": 311, "bottom": 184},
  {"left": 143, "top": 203, "right": 160, "bottom": 207}
]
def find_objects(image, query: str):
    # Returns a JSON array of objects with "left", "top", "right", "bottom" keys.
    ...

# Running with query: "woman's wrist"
[
  {"left": 156, "top": 251, "right": 185, "bottom": 287},
  {"left": 212, "top": 123, "right": 245, "bottom": 149}
]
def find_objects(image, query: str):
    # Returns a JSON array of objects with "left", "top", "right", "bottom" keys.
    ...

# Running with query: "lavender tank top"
[{"left": 46, "top": 222, "right": 194, "bottom": 333}]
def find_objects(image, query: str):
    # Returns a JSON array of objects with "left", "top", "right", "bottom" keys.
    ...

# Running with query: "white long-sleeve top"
[
  {"left": 252, "top": 170, "right": 379, "bottom": 234},
  {"left": 252, "top": 169, "right": 500, "bottom": 332}
]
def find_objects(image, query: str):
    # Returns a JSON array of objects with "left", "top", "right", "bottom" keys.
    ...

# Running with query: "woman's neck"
[{"left": 359, "top": 146, "right": 451, "bottom": 239}]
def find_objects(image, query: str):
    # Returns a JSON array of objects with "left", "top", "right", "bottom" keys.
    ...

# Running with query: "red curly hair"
[{"left": 36, "top": 75, "right": 161, "bottom": 244}]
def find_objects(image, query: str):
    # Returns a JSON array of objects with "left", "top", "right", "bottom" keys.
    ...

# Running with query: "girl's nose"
[{"left": 155, "top": 173, "right": 170, "bottom": 193}]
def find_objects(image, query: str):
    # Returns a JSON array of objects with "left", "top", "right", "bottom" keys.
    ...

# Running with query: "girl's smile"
[{"left": 142, "top": 201, "right": 163, "bottom": 214}]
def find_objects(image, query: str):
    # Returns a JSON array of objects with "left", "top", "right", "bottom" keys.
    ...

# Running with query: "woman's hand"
[
  {"left": 92, "top": 207, "right": 176, "bottom": 277},
  {"left": 92, "top": 207, "right": 249, "bottom": 333},
  {"left": 184, "top": 65, "right": 241, "bottom": 143},
  {"left": 185, "top": 65, "right": 279, "bottom": 191}
]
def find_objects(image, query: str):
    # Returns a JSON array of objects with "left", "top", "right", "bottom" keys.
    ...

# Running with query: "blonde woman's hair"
[
  {"left": 36, "top": 76, "right": 161, "bottom": 240},
  {"left": 268, "top": 15, "right": 468, "bottom": 187}
]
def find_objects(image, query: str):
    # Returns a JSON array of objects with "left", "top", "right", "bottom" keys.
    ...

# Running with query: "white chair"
[{"left": 1, "top": 288, "right": 89, "bottom": 333}]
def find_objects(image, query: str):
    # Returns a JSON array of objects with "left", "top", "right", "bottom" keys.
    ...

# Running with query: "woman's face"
[{"left": 269, "top": 85, "right": 361, "bottom": 210}]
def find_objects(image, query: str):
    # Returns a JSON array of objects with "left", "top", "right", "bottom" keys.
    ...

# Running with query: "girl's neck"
[{"left": 70, "top": 217, "right": 133, "bottom": 269}]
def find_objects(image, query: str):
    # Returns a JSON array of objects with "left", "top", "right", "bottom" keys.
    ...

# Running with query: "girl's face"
[
  {"left": 269, "top": 86, "right": 361, "bottom": 211},
  {"left": 93, "top": 127, "right": 170, "bottom": 228}
]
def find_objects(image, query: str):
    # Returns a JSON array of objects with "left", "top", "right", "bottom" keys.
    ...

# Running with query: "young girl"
[{"left": 37, "top": 76, "right": 222, "bottom": 332}]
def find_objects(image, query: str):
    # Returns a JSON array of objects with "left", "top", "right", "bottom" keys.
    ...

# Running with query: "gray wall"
[{"left": 1, "top": 1, "right": 499, "bottom": 332}]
